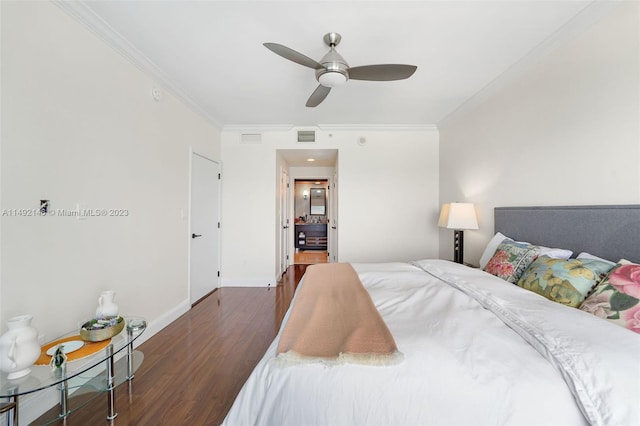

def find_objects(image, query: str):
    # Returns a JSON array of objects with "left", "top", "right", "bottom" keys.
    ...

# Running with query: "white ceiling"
[{"left": 61, "top": 1, "right": 599, "bottom": 129}]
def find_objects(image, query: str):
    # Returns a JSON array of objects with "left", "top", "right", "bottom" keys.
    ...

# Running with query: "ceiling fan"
[{"left": 264, "top": 32, "right": 417, "bottom": 107}]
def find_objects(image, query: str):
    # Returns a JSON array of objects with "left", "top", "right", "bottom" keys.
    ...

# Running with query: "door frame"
[
  {"left": 328, "top": 170, "right": 339, "bottom": 262},
  {"left": 289, "top": 174, "right": 336, "bottom": 263},
  {"left": 277, "top": 166, "right": 291, "bottom": 276},
  {"left": 188, "top": 149, "right": 221, "bottom": 305}
]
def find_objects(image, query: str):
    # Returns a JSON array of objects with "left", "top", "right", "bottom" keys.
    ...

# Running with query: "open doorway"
[
  {"left": 277, "top": 148, "right": 338, "bottom": 269},
  {"left": 293, "top": 179, "right": 328, "bottom": 264}
]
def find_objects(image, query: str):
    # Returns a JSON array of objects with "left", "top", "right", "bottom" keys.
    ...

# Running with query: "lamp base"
[{"left": 453, "top": 230, "right": 464, "bottom": 264}]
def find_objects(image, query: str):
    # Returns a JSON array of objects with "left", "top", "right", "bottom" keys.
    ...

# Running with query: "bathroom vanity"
[{"left": 295, "top": 223, "right": 327, "bottom": 250}]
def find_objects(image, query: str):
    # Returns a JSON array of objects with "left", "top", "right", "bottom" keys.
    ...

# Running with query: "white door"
[
  {"left": 189, "top": 153, "right": 220, "bottom": 305},
  {"left": 329, "top": 172, "right": 338, "bottom": 262},
  {"left": 278, "top": 168, "right": 291, "bottom": 276}
]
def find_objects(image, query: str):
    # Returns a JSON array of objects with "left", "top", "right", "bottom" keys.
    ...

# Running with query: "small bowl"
[{"left": 80, "top": 316, "right": 125, "bottom": 342}]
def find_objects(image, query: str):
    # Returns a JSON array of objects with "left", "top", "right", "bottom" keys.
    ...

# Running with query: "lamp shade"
[{"left": 438, "top": 203, "right": 479, "bottom": 230}]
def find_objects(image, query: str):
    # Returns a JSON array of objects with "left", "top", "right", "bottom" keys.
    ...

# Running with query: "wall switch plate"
[{"left": 40, "top": 200, "right": 49, "bottom": 215}]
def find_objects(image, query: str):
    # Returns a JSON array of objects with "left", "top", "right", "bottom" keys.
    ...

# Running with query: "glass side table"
[{"left": 0, "top": 316, "right": 146, "bottom": 425}]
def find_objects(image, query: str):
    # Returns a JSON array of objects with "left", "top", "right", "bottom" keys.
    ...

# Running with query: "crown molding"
[
  {"left": 53, "top": 0, "right": 223, "bottom": 129},
  {"left": 222, "top": 124, "right": 295, "bottom": 133},
  {"left": 316, "top": 124, "right": 438, "bottom": 132},
  {"left": 222, "top": 124, "right": 438, "bottom": 133}
]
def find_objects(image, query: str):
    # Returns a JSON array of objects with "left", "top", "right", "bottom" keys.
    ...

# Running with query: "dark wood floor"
[{"left": 38, "top": 265, "right": 306, "bottom": 425}]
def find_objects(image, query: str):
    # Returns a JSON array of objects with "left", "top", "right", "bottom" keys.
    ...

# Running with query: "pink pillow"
[{"left": 580, "top": 260, "right": 640, "bottom": 334}]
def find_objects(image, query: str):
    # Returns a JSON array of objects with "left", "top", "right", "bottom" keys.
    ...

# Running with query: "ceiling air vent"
[{"left": 297, "top": 130, "right": 316, "bottom": 143}]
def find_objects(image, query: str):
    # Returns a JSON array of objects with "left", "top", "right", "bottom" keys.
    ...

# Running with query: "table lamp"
[{"left": 438, "top": 203, "right": 479, "bottom": 264}]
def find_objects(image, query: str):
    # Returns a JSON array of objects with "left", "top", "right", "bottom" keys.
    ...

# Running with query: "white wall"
[
  {"left": 221, "top": 128, "right": 439, "bottom": 285},
  {"left": 1, "top": 0, "right": 220, "bottom": 361},
  {"left": 338, "top": 132, "right": 440, "bottom": 263},
  {"left": 220, "top": 135, "right": 277, "bottom": 286},
  {"left": 438, "top": 2, "right": 640, "bottom": 265}
]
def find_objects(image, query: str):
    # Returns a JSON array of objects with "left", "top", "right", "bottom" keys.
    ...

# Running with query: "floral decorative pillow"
[
  {"left": 483, "top": 241, "right": 540, "bottom": 283},
  {"left": 517, "top": 256, "right": 614, "bottom": 307},
  {"left": 580, "top": 260, "right": 640, "bottom": 334}
]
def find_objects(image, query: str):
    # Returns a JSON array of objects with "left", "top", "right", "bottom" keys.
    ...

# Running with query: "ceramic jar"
[
  {"left": 95, "top": 290, "right": 119, "bottom": 319},
  {"left": 0, "top": 315, "right": 41, "bottom": 379}
]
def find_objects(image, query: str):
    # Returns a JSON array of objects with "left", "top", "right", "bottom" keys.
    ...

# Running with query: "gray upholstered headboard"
[{"left": 495, "top": 205, "right": 640, "bottom": 264}]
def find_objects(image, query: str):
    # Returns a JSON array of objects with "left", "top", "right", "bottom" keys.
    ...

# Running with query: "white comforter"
[{"left": 223, "top": 260, "right": 640, "bottom": 426}]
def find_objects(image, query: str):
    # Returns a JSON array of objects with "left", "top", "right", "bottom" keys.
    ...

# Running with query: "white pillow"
[
  {"left": 577, "top": 252, "right": 616, "bottom": 266},
  {"left": 479, "top": 232, "right": 511, "bottom": 269},
  {"left": 479, "top": 232, "right": 573, "bottom": 269},
  {"left": 537, "top": 246, "right": 573, "bottom": 260}
]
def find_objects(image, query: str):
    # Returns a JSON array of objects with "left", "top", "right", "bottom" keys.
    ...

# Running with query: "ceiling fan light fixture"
[{"left": 318, "top": 71, "right": 348, "bottom": 87}]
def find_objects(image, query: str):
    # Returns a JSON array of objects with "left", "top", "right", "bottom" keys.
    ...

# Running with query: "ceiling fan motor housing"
[{"left": 316, "top": 48, "right": 349, "bottom": 87}]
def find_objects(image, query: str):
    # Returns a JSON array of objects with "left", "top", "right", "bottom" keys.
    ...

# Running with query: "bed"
[{"left": 223, "top": 205, "right": 640, "bottom": 426}]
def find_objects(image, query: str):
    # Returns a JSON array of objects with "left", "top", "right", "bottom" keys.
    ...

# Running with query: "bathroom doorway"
[
  {"left": 293, "top": 179, "right": 328, "bottom": 264},
  {"left": 277, "top": 148, "right": 338, "bottom": 268}
]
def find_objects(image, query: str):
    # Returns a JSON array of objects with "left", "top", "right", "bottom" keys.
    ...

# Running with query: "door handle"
[
  {"left": 192, "top": 233, "right": 202, "bottom": 239},
  {"left": 331, "top": 226, "right": 337, "bottom": 229}
]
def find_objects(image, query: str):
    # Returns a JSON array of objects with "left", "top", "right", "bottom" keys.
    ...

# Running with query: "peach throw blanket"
[{"left": 276, "top": 263, "right": 401, "bottom": 365}]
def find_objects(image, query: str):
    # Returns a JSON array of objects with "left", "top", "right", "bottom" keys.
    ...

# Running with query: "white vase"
[
  {"left": 96, "top": 290, "right": 119, "bottom": 318},
  {"left": 0, "top": 315, "right": 41, "bottom": 379}
]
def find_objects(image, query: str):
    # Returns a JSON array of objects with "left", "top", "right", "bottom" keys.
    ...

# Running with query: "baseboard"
[{"left": 5, "top": 299, "right": 191, "bottom": 424}]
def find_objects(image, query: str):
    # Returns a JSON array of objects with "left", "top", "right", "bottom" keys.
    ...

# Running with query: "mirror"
[{"left": 310, "top": 188, "right": 326, "bottom": 215}]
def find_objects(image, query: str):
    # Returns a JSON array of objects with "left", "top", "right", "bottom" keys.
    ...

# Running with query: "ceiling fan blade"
[
  {"left": 348, "top": 64, "right": 417, "bottom": 81},
  {"left": 306, "top": 85, "right": 331, "bottom": 107},
  {"left": 263, "top": 43, "right": 324, "bottom": 70}
]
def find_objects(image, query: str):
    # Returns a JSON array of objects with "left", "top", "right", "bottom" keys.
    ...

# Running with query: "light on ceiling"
[
  {"left": 318, "top": 71, "right": 348, "bottom": 87},
  {"left": 306, "top": 158, "right": 315, "bottom": 162}
]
